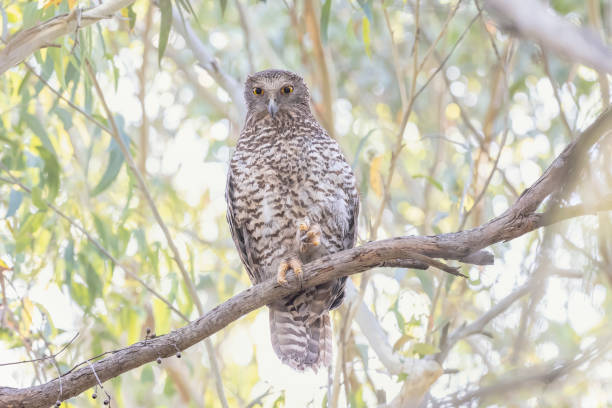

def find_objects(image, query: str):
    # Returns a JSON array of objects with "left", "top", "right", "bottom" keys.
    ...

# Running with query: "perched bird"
[{"left": 226, "top": 69, "right": 359, "bottom": 371}]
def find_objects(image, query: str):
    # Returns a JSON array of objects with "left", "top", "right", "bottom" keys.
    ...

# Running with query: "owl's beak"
[{"left": 268, "top": 98, "right": 279, "bottom": 117}]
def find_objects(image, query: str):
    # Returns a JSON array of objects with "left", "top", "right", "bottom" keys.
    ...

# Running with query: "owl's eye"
[
  {"left": 253, "top": 87, "right": 263, "bottom": 95},
  {"left": 281, "top": 86, "right": 294, "bottom": 94}
]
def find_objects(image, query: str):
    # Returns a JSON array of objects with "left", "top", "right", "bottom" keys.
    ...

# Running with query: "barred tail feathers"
[{"left": 269, "top": 307, "right": 333, "bottom": 372}]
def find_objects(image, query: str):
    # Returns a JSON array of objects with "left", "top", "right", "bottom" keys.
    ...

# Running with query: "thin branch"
[
  {"left": 304, "top": 0, "right": 334, "bottom": 137},
  {"left": 0, "top": 332, "right": 79, "bottom": 367},
  {"left": 24, "top": 62, "right": 113, "bottom": 136},
  {"left": 459, "top": 127, "right": 509, "bottom": 229},
  {"left": 433, "top": 333, "right": 612, "bottom": 407},
  {"left": 170, "top": 8, "right": 245, "bottom": 119},
  {"left": 542, "top": 52, "right": 573, "bottom": 136},
  {"left": 84, "top": 60, "right": 230, "bottom": 408}
]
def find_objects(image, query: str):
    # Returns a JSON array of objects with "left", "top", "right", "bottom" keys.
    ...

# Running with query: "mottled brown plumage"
[{"left": 226, "top": 69, "right": 359, "bottom": 371}]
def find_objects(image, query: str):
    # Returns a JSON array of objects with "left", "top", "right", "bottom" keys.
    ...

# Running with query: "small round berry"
[
  {"left": 146, "top": 327, "right": 151, "bottom": 334},
  {"left": 156, "top": 357, "right": 162, "bottom": 364},
  {"left": 92, "top": 393, "right": 97, "bottom": 399},
  {"left": 103, "top": 398, "right": 110, "bottom": 405},
  {"left": 55, "top": 401, "right": 61, "bottom": 407},
  {"left": 176, "top": 352, "right": 181, "bottom": 358}
]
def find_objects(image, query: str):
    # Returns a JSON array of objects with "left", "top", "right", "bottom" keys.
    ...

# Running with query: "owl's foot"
[
  {"left": 297, "top": 217, "right": 321, "bottom": 254},
  {"left": 277, "top": 257, "right": 303, "bottom": 286}
]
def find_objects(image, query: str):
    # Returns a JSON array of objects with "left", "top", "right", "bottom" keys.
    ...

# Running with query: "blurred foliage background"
[{"left": 1, "top": 0, "right": 612, "bottom": 406}]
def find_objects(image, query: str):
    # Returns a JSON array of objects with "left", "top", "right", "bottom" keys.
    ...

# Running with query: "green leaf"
[
  {"left": 273, "top": 393, "right": 285, "bottom": 408},
  {"left": 320, "top": 0, "right": 332, "bottom": 44},
  {"left": 36, "top": 146, "right": 60, "bottom": 202},
  {"left": 219, "top": 0, "right": 227, "bottom": 15},
  {"left": 141, "top": 365, "right": 154, "bottom": 382},
  {"left": 362, "top": 17, "right": 371, "bottom": 57},
  {"left": 412, "top": 173, "right": 444, "bottom": 192},
  {"left": 23, "top": 113, "right": 56, "bottom": 156},
  {"left": 54, "top": 107, "right": 73, "bottom": 131},
  {"left": 127, "top": 4, "right": 137, "bottom": 30},
  {"left": 90, "top": 138, "right": 124, "bottom": 196},
  {"left": 80, "top": 254, "right": 102, "bottom": 303},
  {"left": 357, "top": 0, "right": 373, "bottom": 22},
  {"left": 415, "top": 270, "right": 434, "bottom": 301},
  {"left": 5, "top": 190, "right": 23, "bottom": 218},
  {"left": 158, "top": 0, "right": 172, "bottom": 65},
  {"left": 31, "top": 186, "right": 48, "bottom": 211},
  {"left": 390, "top": 298, "right": 406, "bottom": 334},
  {"left": 153, "top": 297, "right": 171, "bottom": 334},
  {"left": 412, "top": 342, "right": 440, "bottom": 357}
]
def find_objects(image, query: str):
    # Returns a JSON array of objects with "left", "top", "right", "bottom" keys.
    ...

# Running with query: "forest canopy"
[{"left": 1, "top": 0, "right": 612, "bottom": 407}]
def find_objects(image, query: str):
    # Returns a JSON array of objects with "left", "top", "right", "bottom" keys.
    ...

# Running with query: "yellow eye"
[
  {"left": 253, "top": 87, "right": 263, "bottom": 95},
  {"left": 281, "top": 86, "right": 293, "bottom": 94}
]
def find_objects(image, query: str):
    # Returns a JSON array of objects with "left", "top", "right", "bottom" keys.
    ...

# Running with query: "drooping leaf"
[
  {"left": 369, "top": 154, "right": 383, "bottom": 198},
  {"left": 412, "top": 173, "right": 444, "bottom": 192},
  {"left": 415, "top": 269, "right": 434, "bottom": 301},
  {"left": 356, "top": 0, "right": 373, "bottom": 22},
  {"left": 36, "top": 146, "right": 60, "bottom": 202},
  {"left": 320, "top": 0, "right": 332, "bottom": 44},
  {"left": 80, "top": 254, "right": 102, "bottom": 304},
  {"left": 23, "top": 113, "right": 56, "bottom": 156},
  {"left": 362, "top": 17, "right": 371, "bottom": 57},
  {"left": 90, "top": 139, "right": 124, "bottom": 196},
  {"left": 219, "top": 0, "right": 227, "bottom": 15},
  {"left": 158, "top": 0, "right": 172, "bottom": 65},
  {"left": 5, "top": 189, "right": 23, "bottom": 218},
  {"left": 31, "top": 186, "right": 48, "bottom": 211},
  {"left": 126, "top": 4, "right": 137, "bottom": 31}
]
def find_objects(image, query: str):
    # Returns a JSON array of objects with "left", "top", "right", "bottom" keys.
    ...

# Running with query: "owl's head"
[{"left": 244, "top": 69, "right": 310, "bottom": 119}]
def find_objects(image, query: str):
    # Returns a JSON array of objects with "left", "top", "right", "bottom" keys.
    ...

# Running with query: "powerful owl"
[{"left": 225, "top": 69, "right": 359, "bottom": 370}]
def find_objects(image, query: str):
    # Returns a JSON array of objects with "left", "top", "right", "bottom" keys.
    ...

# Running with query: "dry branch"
[
  {"left": 485, "top": 0, "right": 612, "bottom": 73},
  {"left": 0, "top": 0, "right": 135, "bottom": 75},
  {"left": 1, "top": 106, "right": 611, "bottom": 407}
]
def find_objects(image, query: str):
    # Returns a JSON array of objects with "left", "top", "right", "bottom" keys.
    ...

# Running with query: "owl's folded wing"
[{"left": 225, "top": 169, "right": 262, "bottom": 284}]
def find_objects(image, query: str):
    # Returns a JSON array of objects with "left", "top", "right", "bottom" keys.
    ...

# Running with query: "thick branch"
[
  {"left": 485, "top": 0, "right": 612, "bottom": 73},
  {"left": 2, "top": 98, "right": 611, "bottom": 408},
  {"left": 0, "top": 0, "right": 135, "bottom": 75}
]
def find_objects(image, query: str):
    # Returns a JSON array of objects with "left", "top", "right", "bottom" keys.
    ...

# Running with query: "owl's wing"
[
  {"left": 329, "top": 171, "right": 360, "bottom": 311},
  {"left": 344, "top": 189, "right": 360, "bottom": 250},
  {"left": 225, "top": 169, "right": 261, "bottom": 283}
]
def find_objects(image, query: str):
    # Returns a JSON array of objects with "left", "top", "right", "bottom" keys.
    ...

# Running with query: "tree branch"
[
  {"left": 0, "top": 0, "right": 136, "bottom": 75},
  {"left": 485, "top": 0, "right": 612, "bottom": 73},
  {"left": 2, "top": 105, "right": 611, "bottom": 407}
]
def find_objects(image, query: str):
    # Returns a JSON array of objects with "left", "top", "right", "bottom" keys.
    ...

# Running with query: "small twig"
[
  {"left": 0, "top": 332, "right": 79, "bottom": 367},
  {"left": 87, "top": 361, "right": 112, "bottom": 405},
  {"left": 459, "top": 127, "right": 509, "bottom": 229}
]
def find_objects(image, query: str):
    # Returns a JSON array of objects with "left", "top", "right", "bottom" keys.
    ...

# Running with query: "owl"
[{"left": 226, "top": 69, "right": 359, "bottom": 371}]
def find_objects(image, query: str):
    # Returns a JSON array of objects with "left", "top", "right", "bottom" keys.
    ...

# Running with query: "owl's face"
[{"left": 244, "top": 69, "right": 310, "bottom": 119}]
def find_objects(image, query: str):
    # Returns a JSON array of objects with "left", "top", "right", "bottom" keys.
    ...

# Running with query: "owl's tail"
[{"left": 269, "top": 303, "right": 332, "bottom": 372}]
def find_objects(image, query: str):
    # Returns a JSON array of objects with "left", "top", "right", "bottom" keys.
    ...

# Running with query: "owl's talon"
[
  {"left": 277, "top": 257, "right": 303, "bottom": 285},
  {"left": 298, "top": 222, "right": 322, "bottom": 253}
]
